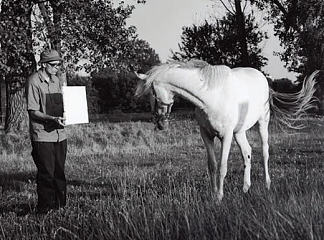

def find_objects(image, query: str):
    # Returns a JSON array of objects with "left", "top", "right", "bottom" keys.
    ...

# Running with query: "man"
[{"left": 25, "top": 49, "right": 67, "bottom": 214}]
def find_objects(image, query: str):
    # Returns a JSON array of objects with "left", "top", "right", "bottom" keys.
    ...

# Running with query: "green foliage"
[
  {"left": 58, "top": 0, "right": 136, "bottom": 73},
  {"left": 89, "top": 38, "right": 159, "bottom": 113},
  {"left": 0, "top": 0, "right": 160, "bottom": 131},
  {"left": 251, "top": 1, "right": 324, "bottom": 74},
  {"left": 130, "top": 39, "right": 161, "bottom": 73},
  {"left": 67, "top": 74, "right": 100, "bottom": 114},
  {"left": 1, "top": 0, "right": 158, "bottom": 78},
  {"left": 32, "top": 0, "right": 160, "bottom": 113},
  {"left": 250, "top": 0, "right": 324, "bottom": 113},
  {"left": 92, "top": 70, "right": 151, "bottom": 113},
  {"left": 270, "top": 78, "right": 299, "bottom": 93},
  {"left": 173, "top": 13, "right": 268, "bottom": 70},
  {"left": 0, "top": 0, "right": 36, "bottom": 83},
  {"left": 30, "top": 0, "right": 158, "bottom": 76}
]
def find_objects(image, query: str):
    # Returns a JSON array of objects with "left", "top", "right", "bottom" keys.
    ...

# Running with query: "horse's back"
[{"left": 229, "top": 67, "right": 269, "bottom": 101}]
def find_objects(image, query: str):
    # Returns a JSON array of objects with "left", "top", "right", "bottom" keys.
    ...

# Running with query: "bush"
[
  {"left": 92, "top": 70, "right": 151, "bottom": 113},
  {"left": 67, "top": 74, "right": 100, "bottom": 114}
]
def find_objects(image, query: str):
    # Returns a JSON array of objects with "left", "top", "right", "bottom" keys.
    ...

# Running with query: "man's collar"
[{"left": 38, "top": 69, "right": 54, "bottom": 83}]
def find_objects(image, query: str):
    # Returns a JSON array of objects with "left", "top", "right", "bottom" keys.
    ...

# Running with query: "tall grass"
[{"left": 0, "top": 115, "right": 323, "bottom": 239}]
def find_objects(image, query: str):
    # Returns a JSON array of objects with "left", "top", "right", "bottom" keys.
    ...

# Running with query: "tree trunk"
[
  {"left": 1, "top": 0, "right": 36, "bottom": 133},
  {"left": 0, "top": 80, "right": 5, "bottom": 126},
  {"left": 4, "top": 80, "right": 28, "bottom": 132},
  {"left": 39, "top": 1, "right": 63, "bottom": 50},
  {"left": 51, "top": 1, "right": 63, "bottom": 51},
  {"left": 39, "top": 1, "right": 67, "bottom": 84},
  {"left": 234, "top": 0, "right": 250, "bottom": 66}
]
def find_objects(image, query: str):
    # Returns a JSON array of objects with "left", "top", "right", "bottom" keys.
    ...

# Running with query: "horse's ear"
[
  {"left": 135, "top": 78, "right": 146, "bottom": 98},
  {"left": 135, "top": 72, "right": 148, "bottom": 80}
]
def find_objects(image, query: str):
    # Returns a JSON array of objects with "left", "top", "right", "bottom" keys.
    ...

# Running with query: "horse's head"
[{"left": 135, "top": 72, "right": 174, "bottom": 130}]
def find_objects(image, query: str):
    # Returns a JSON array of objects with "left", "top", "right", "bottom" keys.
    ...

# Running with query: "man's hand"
[
  {"left": 53, "top": 116, "right": 66, "bottom": 127},
  {"left": 28, "top": 110, "right": 66, "bottom": 127}
]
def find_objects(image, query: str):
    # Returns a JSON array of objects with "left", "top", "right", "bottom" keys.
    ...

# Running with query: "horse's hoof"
[
  {"left": 216, "top": 193, "right": 223, "bottom": 203},
  {"left": 243, "top": 184, "right": 250, "bottom": 193}
]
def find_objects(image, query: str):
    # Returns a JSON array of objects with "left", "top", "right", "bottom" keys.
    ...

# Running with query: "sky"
[{"left": 124, "top": 0, "right": 297, "bottom": 80}]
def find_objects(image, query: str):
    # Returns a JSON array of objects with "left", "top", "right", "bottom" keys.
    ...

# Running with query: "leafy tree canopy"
[
  {"left": 0, "top": 0, "right": 160, "bottom": 131},
  {"left": 0, "top": 0, "right": 35, "bottom": 82},
  {"left": 0, "top": 0, "right": 159, "bottom": 80},
  {"left": 250, "top": 0, "right": 324, "bottom": 113},
  {"left": 173, "top": 12, "right": 268, "bottom": 70},
  {"left": 32, "top": 0, "right": 157, "bottom": 75},
  {"left": 251, "top": 0, "right": 324, "bottom": 76}
]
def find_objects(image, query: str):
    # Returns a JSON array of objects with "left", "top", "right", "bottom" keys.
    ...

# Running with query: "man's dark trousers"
[{"left": 31, "top": 140, "right": 67, "bottom": 211}]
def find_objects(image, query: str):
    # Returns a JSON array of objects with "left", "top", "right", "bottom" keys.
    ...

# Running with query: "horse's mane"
[
  {"left": 135, "top": 59, "right": 231, "bottom": 97},
  {"left": 199, "top": 64, "right": 231, "bottom": 89}
]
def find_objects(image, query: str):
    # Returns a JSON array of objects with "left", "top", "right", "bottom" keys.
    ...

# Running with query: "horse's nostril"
[{"left": 156, "top": 120, "right": 164, "bottom": 130}]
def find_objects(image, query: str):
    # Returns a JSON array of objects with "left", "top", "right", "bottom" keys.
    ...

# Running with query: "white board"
[{"left": 62, "top": 86, "right": 89, "bottom": 125}]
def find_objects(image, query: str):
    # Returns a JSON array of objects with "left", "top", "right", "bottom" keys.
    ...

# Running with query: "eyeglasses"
[{"left": 47, "top": 62, "right": 61, "bottom": 68}]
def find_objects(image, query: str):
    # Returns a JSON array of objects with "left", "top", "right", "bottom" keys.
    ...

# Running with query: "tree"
[
  {"left": 173, "top": 13, "right": 268, "bottom": 70},
  {"left": 34, "top": 0, "right": 160, "bottom": 113},
  {"left": 251, "top": 0, "right": 324, "bottom": 74},
  {"left": 0, "top": 0, "right": 36, "bottom": 132},
  {"left": 92, "top": 39, "right": 160, "bottom": 112},
  {"left": 1, "top": 0, "right": 158, "bottom": 131},
  {"left": 234, "top": 0, "right": 250, "bottom": 66},
  {"left": 209, "top": 0, "right": 264, "bottom": 67},
  {"left": 33, "top": 0, "right": 139, "bottom": 73},
  {"left": 251, "top": 0, "right": 324, "bottom": 113}
]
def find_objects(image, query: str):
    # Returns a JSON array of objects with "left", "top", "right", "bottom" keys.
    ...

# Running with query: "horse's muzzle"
[{"left": 155, "top": 116, "right": 169, "bottom": 130}]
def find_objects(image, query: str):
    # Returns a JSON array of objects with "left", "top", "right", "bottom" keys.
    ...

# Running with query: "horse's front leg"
[
  {"left": 217, "top": 131, "right": 233, "bottom": 202},
  {"left": 200, "top": 127, "right": 217, "bottom": 194},
  {"left": 234, "top": 131, "right": 252, "bottom": 193}
]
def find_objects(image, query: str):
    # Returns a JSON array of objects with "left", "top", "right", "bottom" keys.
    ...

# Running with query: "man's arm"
[{"left": 28, "top": 110, "right": 65, "bottom": 126}]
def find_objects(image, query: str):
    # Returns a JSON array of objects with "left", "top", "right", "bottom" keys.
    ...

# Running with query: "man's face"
[{"left": 44, "top": 60, "right": 61, "bottom": 75}]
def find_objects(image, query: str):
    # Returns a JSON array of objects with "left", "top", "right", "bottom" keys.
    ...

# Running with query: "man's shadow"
[
  {"left": 0, "top": 203, "right": 34, "bottom": 216},
  {"left": 0, "top": 171, "right": 36, "bottom": 216}
]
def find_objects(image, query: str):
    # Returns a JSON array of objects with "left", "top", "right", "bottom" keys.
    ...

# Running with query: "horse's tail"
[{"left": 269, "top": 70, "right": 319, "bottom": 129}]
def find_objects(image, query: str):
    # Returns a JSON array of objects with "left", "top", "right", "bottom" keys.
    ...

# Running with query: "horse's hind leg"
[
  {"left": 234, "top": 131, "right": 252, "bottom": 193},
  {"left": 200, "top": 127, "right": 217, "bottom": 194},
  {"left": 258, "top": 113, "right": 271, "bottom": 189}
]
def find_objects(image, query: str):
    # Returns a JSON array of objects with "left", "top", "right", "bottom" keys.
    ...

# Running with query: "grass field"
[{"left": 0, "top": 114, "right": 323, "bottom": 240}]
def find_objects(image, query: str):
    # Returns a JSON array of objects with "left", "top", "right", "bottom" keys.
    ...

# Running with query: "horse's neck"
[{"left": 168, "top": 70, "right": 208, "bottom": 109}]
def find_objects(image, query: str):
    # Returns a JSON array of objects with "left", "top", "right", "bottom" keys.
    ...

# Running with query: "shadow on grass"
[
  {"left": 67, "top": 179, "right": 121, "bottom": 200},
  {"left": 0, "top": 171, "right": 36, "bottom": 216},
  {"left": 0, "top": 202, "right": 35, "bottom": 216},
  {"left": 89, "top": 110, "right": 195, "bottom": 123},
  {"left": 89, "top": 112, "right": 152, "bottom": 123},
  {"left": 0, "top": 171, "right": 35, "bottom": 192}
]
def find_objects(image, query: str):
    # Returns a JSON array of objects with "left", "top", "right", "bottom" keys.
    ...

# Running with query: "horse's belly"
[
  {"left": 233, "top": 100, "right": 267, "bottom": 132},
  {"left": 195, "top": 107, "right": 233, "bottom": 138}
]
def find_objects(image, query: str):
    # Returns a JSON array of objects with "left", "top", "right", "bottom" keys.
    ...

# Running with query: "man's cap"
[{"left": 39, "top": 49, "right": 63, "bottom": 63}]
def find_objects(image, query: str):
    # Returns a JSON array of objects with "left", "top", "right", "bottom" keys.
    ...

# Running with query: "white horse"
[{"left": 135, "top": 60, "right": 318, "bottom": 202}]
